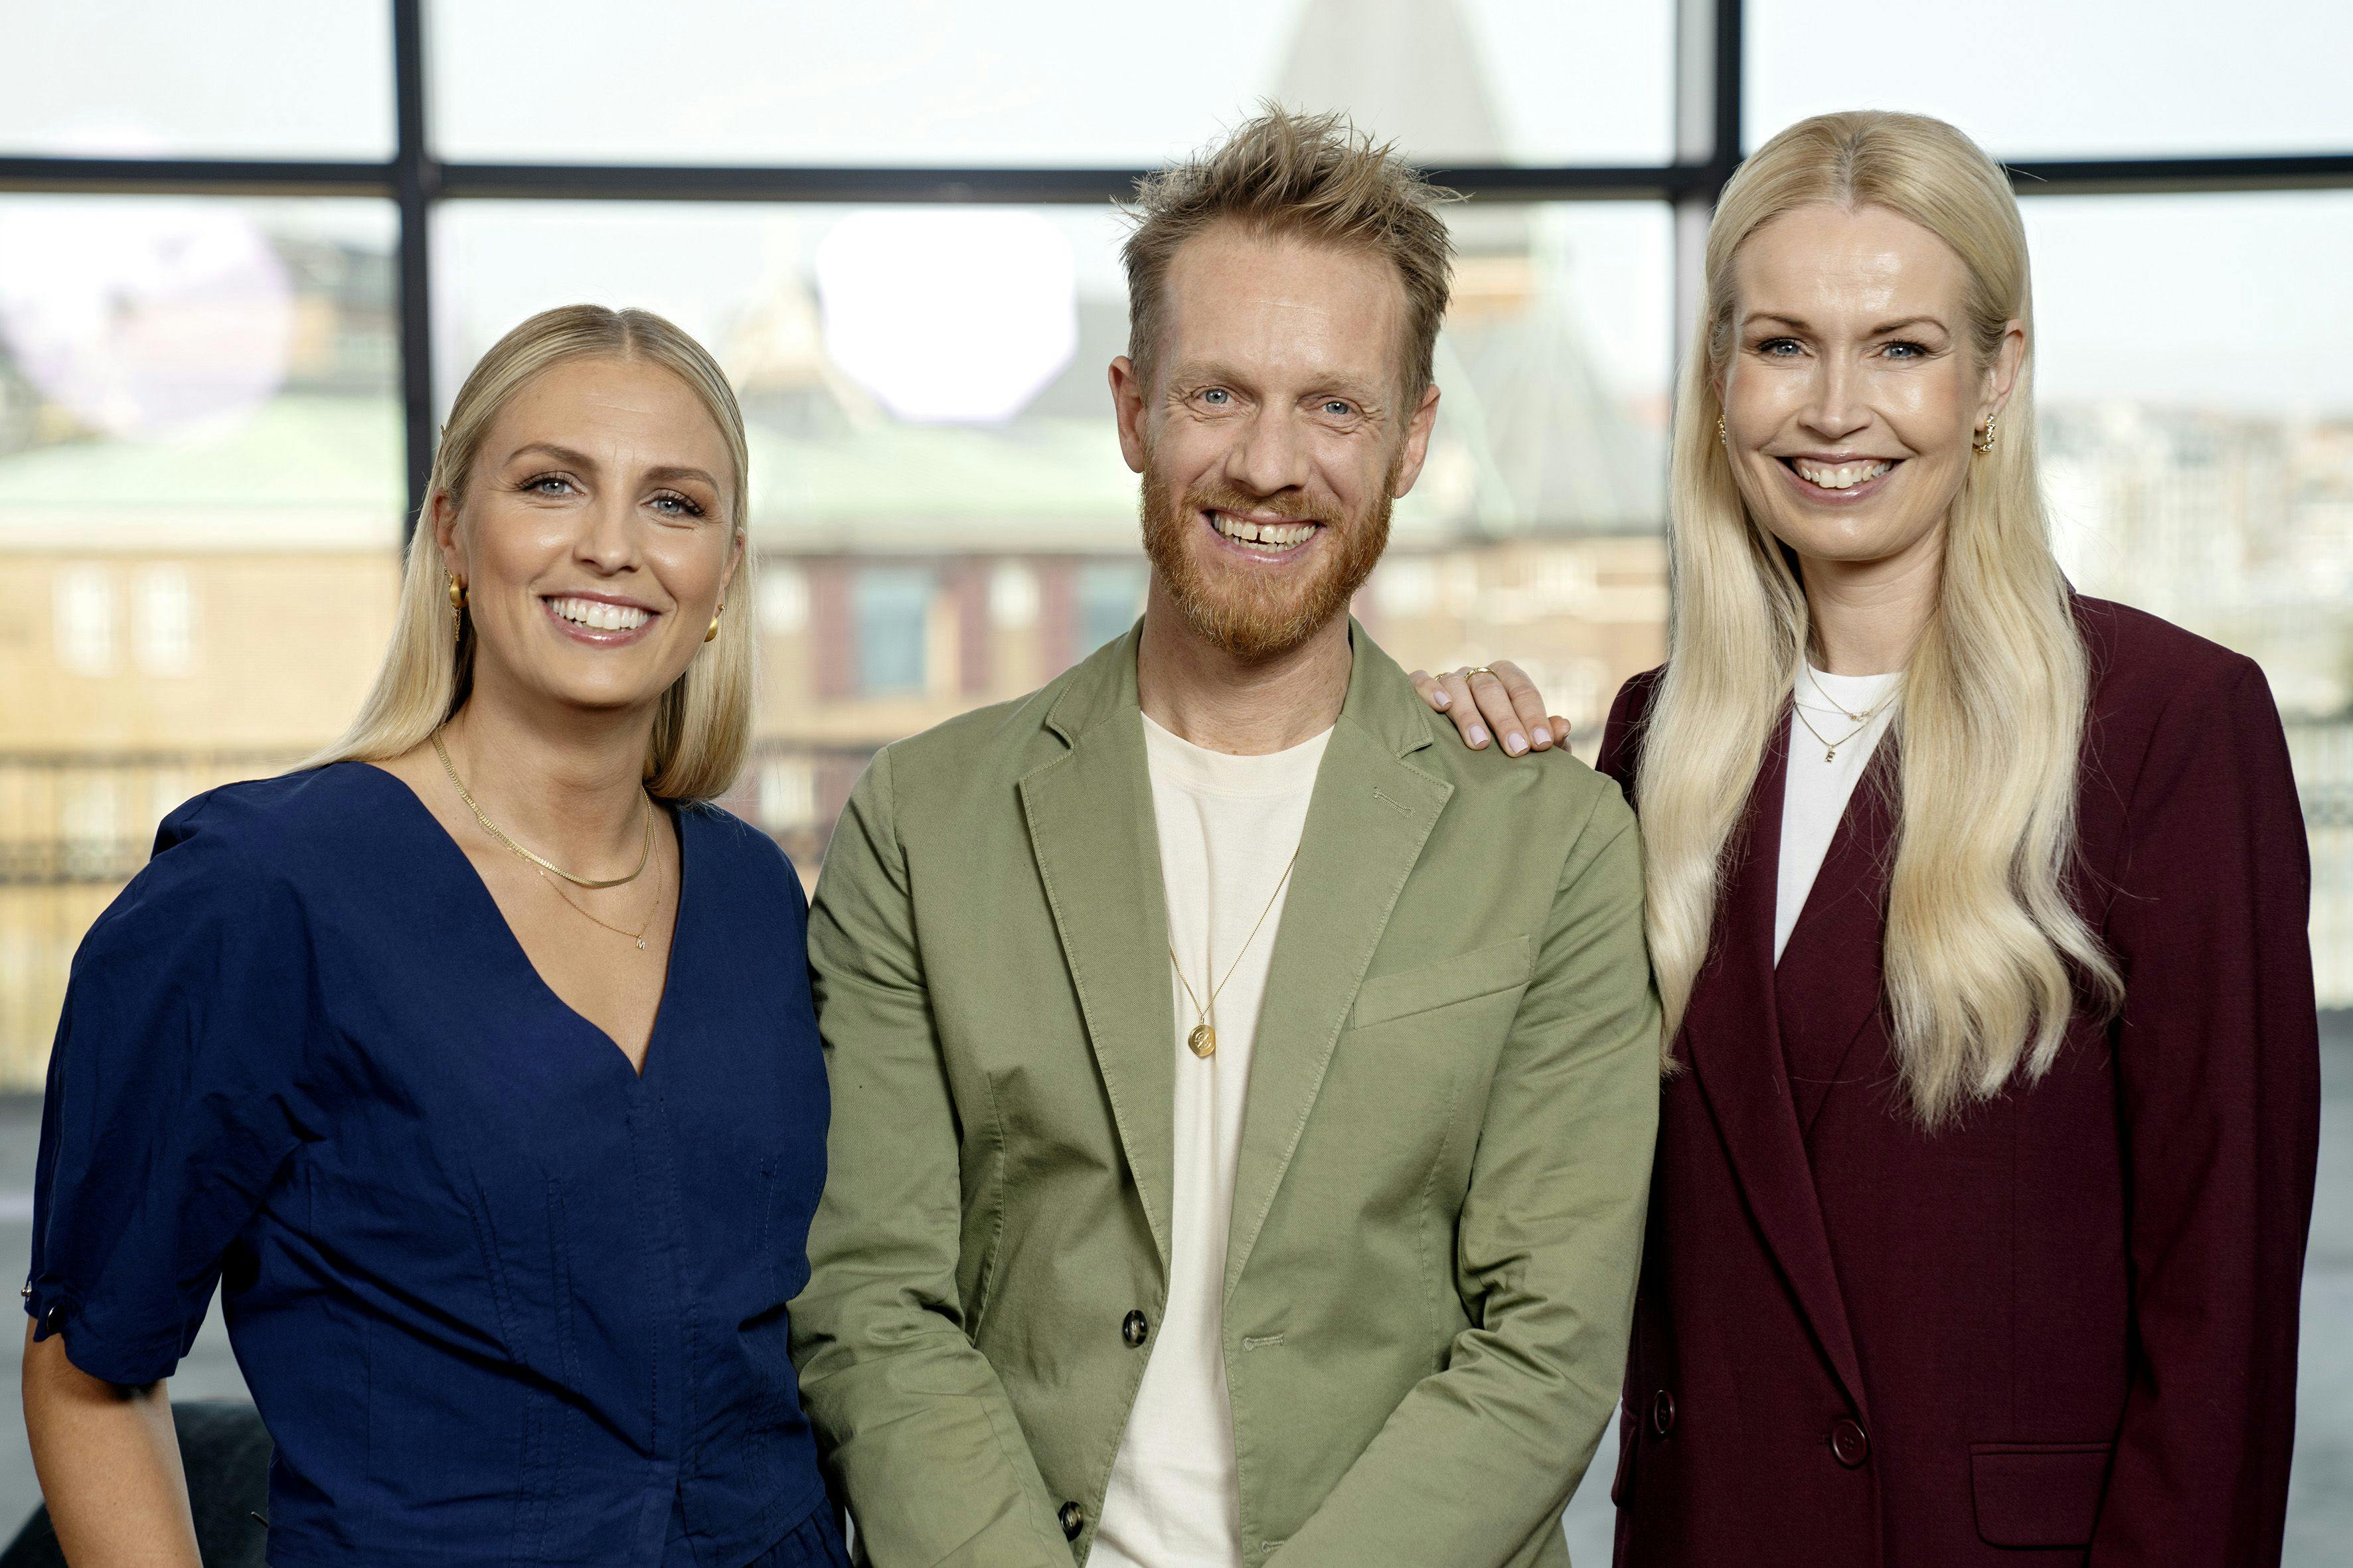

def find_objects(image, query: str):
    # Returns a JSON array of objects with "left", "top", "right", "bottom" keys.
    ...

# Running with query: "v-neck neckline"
[{"left": 351, "top": 760, "right": 690, "bottom": 1081}]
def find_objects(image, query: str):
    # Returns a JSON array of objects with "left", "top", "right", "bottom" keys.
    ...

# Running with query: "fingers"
[
  {"left": 1435, "top": 668, "right": 1491, "bottom": 748},
  {"left": 1490, "top": 661, "right": 1563, "bottom": 752}
]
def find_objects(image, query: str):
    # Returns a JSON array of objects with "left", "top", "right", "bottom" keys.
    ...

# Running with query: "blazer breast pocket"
[{"left": 1345, "top": 935, "right": 1533, "bottom": 1032}]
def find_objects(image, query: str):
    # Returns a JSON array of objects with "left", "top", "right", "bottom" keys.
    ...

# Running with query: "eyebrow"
[
  {"left": 1744, "top": 311, "right": 1949, "bottom": 337},
  {"left": 505, "top": 441, "right": 720, "bottom": 489}
]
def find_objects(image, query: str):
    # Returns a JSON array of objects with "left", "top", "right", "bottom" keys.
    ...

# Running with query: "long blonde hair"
[
  {"left": 1638, "top": 111, "right": 2121, "bottom": 1125},
  {"left": 314, "top": 305, "right": 757, "bottom": 802}
]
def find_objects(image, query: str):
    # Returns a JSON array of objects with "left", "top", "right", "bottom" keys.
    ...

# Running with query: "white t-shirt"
[
  {"left": 1090, "top": 715, "right": 1331, "bottom": 1568},
  {"left": 1775, "top": 665, "right": 1902, "bottom": 963}
]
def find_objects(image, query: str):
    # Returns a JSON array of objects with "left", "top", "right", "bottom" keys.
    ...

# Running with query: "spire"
[{"left": 1271, "top": 0, "right": 1508, "bottom": 163}]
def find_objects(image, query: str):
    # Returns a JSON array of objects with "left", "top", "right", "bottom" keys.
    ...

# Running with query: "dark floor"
[{"left": 0, "top": 1018, "right": 2346, "bottom": 1562}]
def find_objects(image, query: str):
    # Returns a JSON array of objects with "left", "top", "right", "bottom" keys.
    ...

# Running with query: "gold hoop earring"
[
  {"left": 1973, "top": 415, "right": 1998, "bottom": 455},
  {"left": 447, "top": 575, "right": 467, "bottom": 645},
  {"left": 704, "top": 601, "right": 724, "bottom": 643}
]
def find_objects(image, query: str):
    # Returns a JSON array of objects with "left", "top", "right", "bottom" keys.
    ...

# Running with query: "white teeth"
[
  {"left": 1210, "top": 512, "right": 1317, "bottom": 550},
  {"left": 1793, "top": 459, "right": 1893, "bottom": 491},
  {"left": 549, "top": 596, "right": 650, "bottom": 631}
]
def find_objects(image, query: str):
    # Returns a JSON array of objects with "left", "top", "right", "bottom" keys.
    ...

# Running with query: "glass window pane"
[
  {"left": 2023, "top": 193, "right": 2353, "bottom": 1013},
  {"left": 430, "top": 0, "right": 1671, "bottom": 166},
  {"left": 0, "top": 195, "right": 402, "bottom": 1083},
  {"left": 3, "top": 2, "right": 393, "bottom": 158},
  {"left": 434, "top": 195, "right": 1669, "bottom": 840},
  {"left": 1748, "top": 0, "right": 2353, "bottom": 159}
]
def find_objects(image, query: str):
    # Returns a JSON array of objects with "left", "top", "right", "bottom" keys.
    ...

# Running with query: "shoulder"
[
  {"left": 680, "top": 801, "right": 807, "bottom": 907},
  {"left": 2075, "top": 595, "right": 2267, "bottom": 724},
  {"left": 73, "top": 767, "right": 378, "bottom": 978},
  {"left": 1595, "top": 665, "right": 1667, "bottom": 789},
  {"left": 860, "top": 678, "right": 1070, "bottom": 807},
  {"left": 1404, "top": 700, "right": 1631, "bottom": 847}
]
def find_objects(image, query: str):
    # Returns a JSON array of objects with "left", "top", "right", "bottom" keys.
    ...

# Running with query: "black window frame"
[{"left": 3, "top": 0, "right": 2349, "bottom": 544}]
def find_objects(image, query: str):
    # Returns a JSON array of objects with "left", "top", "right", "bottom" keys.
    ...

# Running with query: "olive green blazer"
[{"left": 791, "top": 623, "right": 1661, "bottom": 1568}]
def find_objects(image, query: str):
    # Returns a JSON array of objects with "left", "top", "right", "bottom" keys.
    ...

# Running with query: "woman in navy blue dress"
[{"left": 22, "top": 305, "right": 848, "bottom": 1567}]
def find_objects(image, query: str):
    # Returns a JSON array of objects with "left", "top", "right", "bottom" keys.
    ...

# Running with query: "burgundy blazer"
[{"left": 1595, "top": 597, "right": 2318, "bottom": 1568}]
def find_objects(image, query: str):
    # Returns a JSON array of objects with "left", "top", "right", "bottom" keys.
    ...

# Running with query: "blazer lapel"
[
  {"left": 1680, "top": 712, "right": 1872, "bottom": 1421},
  {"left": 1774, "top": 742, "right": 1897, "bottom": 1138},
  {"left": 1224, "top": 628, "right": 1452, "bottom": 1299},
  {"left": 1018, "top": 634, "right": 1177, "bottom": 1271}
]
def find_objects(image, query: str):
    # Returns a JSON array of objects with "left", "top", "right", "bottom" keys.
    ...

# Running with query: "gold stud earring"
[
  {"left": 704, "top": 601, "right": 724, "bottom": 643},
  {"left": 1973, "top": 414, "right": 1998, "bottom": 455}
]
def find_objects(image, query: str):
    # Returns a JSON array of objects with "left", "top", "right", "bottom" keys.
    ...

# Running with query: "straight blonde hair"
[
  {"left": 1638, "top": 111, "right": 2121, "bottom": 1126},
  {"left": 313, "top": 305, "right": 757, "bottom": 802}
]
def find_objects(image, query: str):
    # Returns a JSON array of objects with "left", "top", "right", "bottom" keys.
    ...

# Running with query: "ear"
[
  {"left": 722, "top": 527, "right": 746, "bottom": 598},
  {"left": 1981, "top": 318, "right": 2027, "bottom": 426},
  {"left": 1387, "top": 382, "right": 1444, "bottom": 498},
  {"left": 1109, "top": 355, "right": 1150, "bottom": 475},
  {"left": 430, "top": 490, "right": 464, "bottom": 581}
]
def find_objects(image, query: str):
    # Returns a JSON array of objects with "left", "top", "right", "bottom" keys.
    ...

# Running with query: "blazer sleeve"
[
  {"left": 1269, "top": 785, "right": 1663, "bottom": 1568},
  {"left": 2089, "top": 655, "right": 2319, "bottom": 1567},
  {"left": 789, "top": 748, "right": 1073, "bottom": 1568}
]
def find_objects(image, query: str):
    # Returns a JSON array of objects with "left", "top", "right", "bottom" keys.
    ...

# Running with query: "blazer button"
[
  {"left": 1830, "top": 1417, "right": 1870, "bottom": 1468},
  {"left": 1058, "top": 1502, "right": 1086, "bottom": 1539},
  {"left": 1122, "top": 1310, "right": 1149, "bottom": 1349},
  {"left": 1649, "top": 1389, "right": 1676, "bottom": 1437}
]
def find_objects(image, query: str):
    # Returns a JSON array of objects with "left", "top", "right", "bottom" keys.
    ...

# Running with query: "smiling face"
[
  {"left": 436, "top": 355, "right": 742, "bottom": 720},
  {"left": 1112, "top": 224, "right": 1439, "bottom": 661},
  {"left": 1720, "top": 201, "right": 2020, "bottom": 584}
]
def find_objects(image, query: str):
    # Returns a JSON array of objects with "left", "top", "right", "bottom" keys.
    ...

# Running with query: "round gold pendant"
[{"left": 1187, "top": 1024, "right": 1217, "bottom": 1059}]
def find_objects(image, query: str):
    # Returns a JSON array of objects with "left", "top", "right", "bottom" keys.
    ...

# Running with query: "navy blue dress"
[{"left": 25, "top": 762, "right": 847, "bottom": 1568}]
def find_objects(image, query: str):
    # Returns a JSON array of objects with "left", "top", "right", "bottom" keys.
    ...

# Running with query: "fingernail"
[
  {"left": 1433, "top": 689, "right": 1451, "bottom": 708},
  {"left": 1469, "top": 725, "right": 1489, "bottom": 747},
  {"left": 1530, "top": 726, "right": 1551, "bottom": 747},
  {"left": 1505, "top": 732, "right": 1528, "bottom": 755}
]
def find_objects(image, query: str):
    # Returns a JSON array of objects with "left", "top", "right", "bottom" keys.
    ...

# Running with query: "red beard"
[{"left": 1137, "top": 461, "right": 1394, "bottom": 661}]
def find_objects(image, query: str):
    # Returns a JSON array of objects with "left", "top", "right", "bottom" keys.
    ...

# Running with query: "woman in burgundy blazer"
[
  {"left": 1423, "top": 110, "right": 2319, "bottom": 1567},
  {"left": 1595, "top": 592, "right": 2315, "bottom": 1565}
]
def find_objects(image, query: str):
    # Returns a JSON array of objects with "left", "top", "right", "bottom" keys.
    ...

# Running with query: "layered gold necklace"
[
  {"left": 432, "top": 730, "right": 665, "bottom": 950},
  {"left": 1791, "top": 667, "right": 1902, "bottom": 763},
  {"left": 1169, "top": 845, "right": 1301, "bottom": 1059}
]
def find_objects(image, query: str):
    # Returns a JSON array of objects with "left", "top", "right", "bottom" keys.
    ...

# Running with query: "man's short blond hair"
[{"left": 1121, "top": 106, "right": 1459, "bottom": 398}]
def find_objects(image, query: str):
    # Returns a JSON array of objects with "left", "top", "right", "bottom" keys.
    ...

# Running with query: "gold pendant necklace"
[
  {"left": 434, "top": 730, "right": 653, "bottom": 889},
  {"left": 539, "top": 840, "right": 666, "bottom": 951},
  {"left": 1791, "top": 670, "right": 1900, "bottom": 763},
  {"left": 1170, "top": 844, "right": 1302, "bottom": 1059}
]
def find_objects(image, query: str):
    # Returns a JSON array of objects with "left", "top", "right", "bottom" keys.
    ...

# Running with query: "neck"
[
  {"left": 1797, "top": 525, "right": 1943, "bottom": 676},
  {"left": 1135, "top": 589, "right": 1351, "bottom": 755},
  {"left": 438, "top": 674, "right": 655, "bottom": 873}
]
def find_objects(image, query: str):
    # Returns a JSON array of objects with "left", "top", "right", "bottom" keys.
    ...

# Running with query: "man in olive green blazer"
[{"left": 790, "top": 110, "right": 1660, "bottom": 1568}]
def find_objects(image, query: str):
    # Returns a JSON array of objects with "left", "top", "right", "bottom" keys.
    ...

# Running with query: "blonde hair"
[
  {"left": 1121, "top": 105, "right": 1458, "bottom": 394},
  {"left": 313, "top": 304, "right": 757, "bottom": 802},
  {"left": 1637, "top": 111, "right": 2121, "bottom": 1125}
]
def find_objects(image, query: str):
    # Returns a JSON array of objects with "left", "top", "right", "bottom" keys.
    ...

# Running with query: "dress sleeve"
[
  {"left": 25, "top": 798, "right": 319, "bottom": 1386},
  {"left": 2089, "top": 654, "right": 2319, "bottom": 1566}
]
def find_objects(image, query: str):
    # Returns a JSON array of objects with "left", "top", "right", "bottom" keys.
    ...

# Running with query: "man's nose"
[{"left": 1222, "top": 407, "right": 1315, "bottom": 497}]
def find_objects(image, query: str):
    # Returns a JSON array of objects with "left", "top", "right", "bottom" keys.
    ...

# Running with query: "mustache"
[{"left": 1178, "top": 483, "right": 1333, "bottom": 526}]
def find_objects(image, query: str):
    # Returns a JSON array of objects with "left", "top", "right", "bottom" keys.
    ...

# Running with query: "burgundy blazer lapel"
[
  {"left": 1680, "top": 712, "right": 1873, "bottom": 1421},
  {"left": 1775, "top": 741, "right": 1898, "bottom": 1139}
]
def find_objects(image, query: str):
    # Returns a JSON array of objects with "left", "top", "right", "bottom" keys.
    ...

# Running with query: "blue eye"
[
  {"left": 1759, "top": 338, "right": 1801, "bottom": 356},
  {"left": 1884, "top": 341, "right": 1927, "bottom": 360},
  {"left": 1323, "top": 400, "right": 1354, "bottom": 418},
  {"left": 1201, "top": 388, "right": 1231, "bottom": 406}
]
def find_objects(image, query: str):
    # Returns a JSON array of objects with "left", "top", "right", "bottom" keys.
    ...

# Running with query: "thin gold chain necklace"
[
  {"left": 1169, "top": 844, "right": 1302, "bottom": 1059},
  {"left": 1791, "top": 670, "right": 1900, "bottom": 763},
  {"left": 432, "top": 730, "right": 653, "bottom": 889},
  {"left": 538, "top": 836, "right": 667, "bottom": 951}
]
